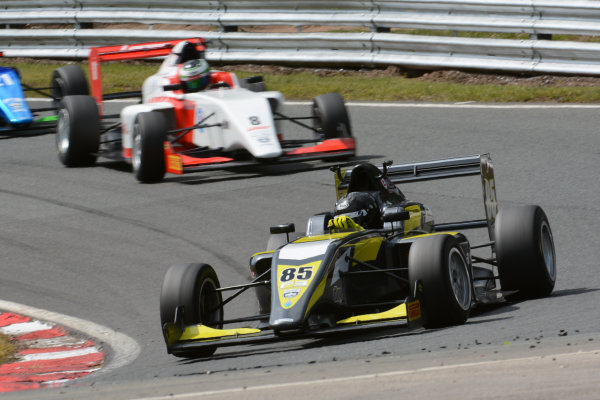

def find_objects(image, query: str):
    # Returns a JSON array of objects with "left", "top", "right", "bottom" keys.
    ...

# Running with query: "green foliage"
[{"left": 4, "top": 59, "right": 600, "bottom": 103}]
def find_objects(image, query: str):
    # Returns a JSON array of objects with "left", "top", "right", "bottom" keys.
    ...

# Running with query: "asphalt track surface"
[{"left": 2, "top": 100, "right": 599, "bottom": 399}]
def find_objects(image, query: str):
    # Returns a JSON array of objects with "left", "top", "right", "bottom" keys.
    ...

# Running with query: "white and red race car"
[{"left": 55, "top": 38, "right": 356, "bottom": 182}]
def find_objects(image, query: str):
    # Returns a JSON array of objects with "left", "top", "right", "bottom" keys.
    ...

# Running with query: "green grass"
[
  {"left": 0, "top": 333, "right": 17, "bottom": 365},
  {"left": 261, "top": 72, "right": 600, "bottom": 103},
  {"left": 4, "top": 59, "right": 600, "bottom": 103}
]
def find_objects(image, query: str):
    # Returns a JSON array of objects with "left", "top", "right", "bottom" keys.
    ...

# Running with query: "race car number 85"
[{"left": 280, "top": 266, "right": 313, "bottom": 282}]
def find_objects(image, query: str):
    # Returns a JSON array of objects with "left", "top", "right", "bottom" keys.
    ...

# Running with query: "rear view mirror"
[
  {"left": 382, "top": 207, "right": 410, "bottom": 223},
  {"left": 270, "top": 223, "right": 295, "bottom": 234}
]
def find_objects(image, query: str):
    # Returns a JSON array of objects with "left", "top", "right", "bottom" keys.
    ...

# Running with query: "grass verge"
[{"left": 4, "top": 59, "right": 600, "bottom": 103}]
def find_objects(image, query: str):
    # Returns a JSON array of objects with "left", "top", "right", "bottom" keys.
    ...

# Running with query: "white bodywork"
[{"left": 120, "top": 41, "right": 285, "bottom": 160}]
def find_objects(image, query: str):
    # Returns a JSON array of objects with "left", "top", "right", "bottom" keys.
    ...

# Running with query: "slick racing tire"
[
  {"left": 160, "top": 263, "right": 224, "bottom": 358},
  {"left": 495, "top": 205, "right": 556, "bottom": 299},
  {"left": 56, "top": 95, "right": 100, "bottom": 167},
  {"left": 51, "top": 65, "right": 89, "bottom": 106},
  {"left": 132, "top": 111, "right": 168, "bottom": 183},
  {"left": 312, "top": 92, "right": 352, "bottom": 140},
  {"left": 409, "top": 235, "right": 472, "bottom": 328}
]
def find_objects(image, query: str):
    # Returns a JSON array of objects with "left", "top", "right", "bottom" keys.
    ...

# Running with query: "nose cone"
[{"left": 269, "top": 317, "right": 300, "bottom": 331}]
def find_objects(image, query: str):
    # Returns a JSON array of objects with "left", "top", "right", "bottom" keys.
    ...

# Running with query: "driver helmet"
[
  {"left": 179, "top": 59, "right": 210, "bottom": 92},
  {"left": 334, "top": 192, "right": 382, "bottom": 229}
]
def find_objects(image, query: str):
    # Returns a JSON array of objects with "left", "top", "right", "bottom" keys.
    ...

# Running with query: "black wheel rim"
[
  {"left": 541, "top": 221, "right": 556, "bottom": 280},
  {"left": 198, "top": 278, "right": 221, "bottom": 327},
  {"left": 448, "top": 248, "right": 471, "bottom": 311}
]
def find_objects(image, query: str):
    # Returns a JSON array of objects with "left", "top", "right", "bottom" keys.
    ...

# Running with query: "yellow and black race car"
[{"left": 160, "top": 154, "right": 557, "bottom": 358}]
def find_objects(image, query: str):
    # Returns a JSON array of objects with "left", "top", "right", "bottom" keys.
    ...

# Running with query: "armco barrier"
[{"left": 1, "top": 1, "right": 600, "bottom": 75}]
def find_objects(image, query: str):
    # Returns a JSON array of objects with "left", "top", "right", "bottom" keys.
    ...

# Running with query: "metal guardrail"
[
  {"left": 2, "top": 1, "right": 600, "bottom": 75},
  {"left": 4, "top": 1, "right": 600, "bottom": 35}
]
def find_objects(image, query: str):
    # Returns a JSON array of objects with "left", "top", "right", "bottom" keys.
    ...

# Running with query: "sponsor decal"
[
  {"left": 283, "top": 289, "right": 301, "bottom": 298},
  {"left": 247, "top": 116, "right": 270, "bottom": 134},
  {"left": 277, "top": 261, "right": 321, "bottom": 309},
  {"left": 407, "top": 300, "right": 421, "bottom": 321},
  {"left": 337, "top": 198, "right": 350, "bottom": 210},
  {"left": 0, "top": 73, "right": 15, "bottom": 86},
  {"left": 120, "top": 42, "right": 170, "bottom": 52},
  {"left": 4, "top": 98, "right": 27, "bottom": 113},
  {"left": 380, "top": 177, "right": 401, "bottom": 194},
  {"left": 248, "top": 125, "right": 269, "bottom": 132},
  {"left": 167, "top": 155, "right": 183, "bottom": 173},
  {"left": 280, "top": 281, "right": 293, "bottom": 290},
  {"left": 90, "top": 60, "right": 99, "bottom": 80}
]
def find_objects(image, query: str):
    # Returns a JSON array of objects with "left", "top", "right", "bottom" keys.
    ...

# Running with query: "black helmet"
[{"left": 334, "top": 192, "right": 382, "bottom": 229}]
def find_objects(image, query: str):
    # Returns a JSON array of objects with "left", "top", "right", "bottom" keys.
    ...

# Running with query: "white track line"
[
  {"left": 291, "top": 101, "right": 600, "bottom": 109},
  {"left": 28, "top": 97, "right": 600, "bottom": 109}
]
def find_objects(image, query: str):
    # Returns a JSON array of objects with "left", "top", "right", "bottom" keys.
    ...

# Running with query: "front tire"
[
  {"left": 132, "top": 112, "right": 168, "bottom": 183},
  {"left": 56, "top": 95, "right": 99, "bottom": 167},
  {"left": 495, "top": 205, "right": 556, "bottom": 299},
  {"left": 312, "top": 92, "right": 352, "bottom": 140},
  {"left": 409, "top": 235, "right": 472, "bottom": 328},
  {"left": 160, "top": 263, "right": 223, "bottom": 358}
]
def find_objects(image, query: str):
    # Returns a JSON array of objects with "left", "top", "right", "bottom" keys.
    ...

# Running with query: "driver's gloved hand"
[{"left": 327, "top": 215, "right": 364, "bottom": 231}]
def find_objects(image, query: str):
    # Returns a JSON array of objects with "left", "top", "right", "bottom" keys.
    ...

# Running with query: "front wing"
[
  {"left": 164, "top": 137, "right": 356, "bottom": 175},
  {"left": 163, "top": 298, "right": 421, "bottom": 354},
  {"left": 0, "top": 115, "right": 57, "bottom": 137}
]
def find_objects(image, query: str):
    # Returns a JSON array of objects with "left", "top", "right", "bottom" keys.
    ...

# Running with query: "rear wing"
[
  {"left": 333, "top": 154, "right": 499, "bottom": 240},
  {"left": 88, "top": 38, "right": 206, "bottom": 113}
]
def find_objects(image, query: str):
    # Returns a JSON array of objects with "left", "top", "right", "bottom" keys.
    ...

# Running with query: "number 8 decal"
[{"left": 280, "top": 268, "right": 295, "bottom": 282}]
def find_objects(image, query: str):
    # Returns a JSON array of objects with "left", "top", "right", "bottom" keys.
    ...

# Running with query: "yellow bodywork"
[
  {"left": 180, "top": 325, "right": 261, "bottom": 341},
  {"left": 337, "top": 300, "right": 421, "bottom": 325},
  {"left": 294, "top": 231, "right": 352, "bottom": 242},
  {"left": 403, "top": 231, "right": 458, "bottom": 240}
]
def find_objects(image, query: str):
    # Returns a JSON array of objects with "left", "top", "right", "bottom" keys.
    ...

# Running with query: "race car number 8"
[{"left": 280, "top": 266, "right": 313, "bottom": 282}]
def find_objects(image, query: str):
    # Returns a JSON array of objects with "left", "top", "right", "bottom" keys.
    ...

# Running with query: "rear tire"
[
  {"left": 409, "top": 235, "right": 472, "bottom": 328},
  {"left": 312, "top": 92, "right": 352, "bottom": 140},
  {"left": 495, "top": 205, "right": 556, "bottom": 299},
  {"left": 51, "top": 65, "right": 89, "bottom": 106},
  {"left": 132, "top": 112, "right": 168, "bottom": 183},
  {"left": 160, "top": 263, "right": 223, "bottom": 358},
  {"left": 56, "top": 95, "right": 99, "bottom": 167}
]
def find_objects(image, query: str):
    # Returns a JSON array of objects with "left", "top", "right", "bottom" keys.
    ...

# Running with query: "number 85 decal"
[{"left": 280, "top": 266, "right": 313, "bottom": 282}]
